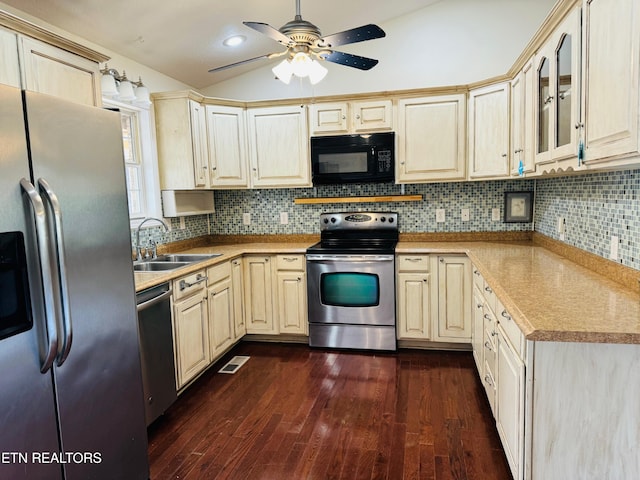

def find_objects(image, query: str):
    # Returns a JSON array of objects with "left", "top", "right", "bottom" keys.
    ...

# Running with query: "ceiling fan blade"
[
  {"left": 208, "top": 54, "right": 279, "bottom": 73},
  {"left": 317, "top": 24, "right": 385, "bottom": 48},
  {"left": 243, "top": 21, "right": 292, "bottom": 46},
  {"left": 322, "top": 51, "right": 379, "bottom": 70}
]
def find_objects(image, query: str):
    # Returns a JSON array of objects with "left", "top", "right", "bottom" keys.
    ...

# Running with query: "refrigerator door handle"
[
  {"left": 19, "top": 178, "right": 59, "bottom": 373},
  {"left": 37, "top": 178, "right": 73, "bottom": 366}
]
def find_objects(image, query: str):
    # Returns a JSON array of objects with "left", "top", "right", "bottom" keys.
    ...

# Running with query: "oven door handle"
[{"left": 306, "top": 255, "right": 395, "bottom": 262}]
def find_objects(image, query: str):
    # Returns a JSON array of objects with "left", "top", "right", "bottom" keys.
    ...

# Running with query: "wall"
[
  {"left": 201, "top": 0, "right": 556, "bottom": 101},
  {"left": 535, "top": 169, "right": 640, "bottom": 271}
]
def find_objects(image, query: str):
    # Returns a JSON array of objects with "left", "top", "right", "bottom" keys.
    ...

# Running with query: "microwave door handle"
[
  {"left": 37, "top": 178, "right": 73, "bottom": 367},
  {"left": 20, "top": 178, "right": 59, "bottom": 373}
]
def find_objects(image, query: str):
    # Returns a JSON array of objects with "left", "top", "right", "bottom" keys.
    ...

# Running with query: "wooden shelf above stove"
[{"left": 294, "top": 195, "right": 422, "bottom": 205}]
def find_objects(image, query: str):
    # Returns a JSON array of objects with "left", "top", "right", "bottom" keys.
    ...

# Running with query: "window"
[
  {"left": 103, "top": 99, "right": 162, "bottom": 226},
  {"left": 121, "top": 110, "right": 145, "bottom": 219}
]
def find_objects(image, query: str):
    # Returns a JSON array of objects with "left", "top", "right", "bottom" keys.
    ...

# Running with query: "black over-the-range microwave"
[{"left": 310, "top": 132, "right": 395, "bottom": 185}]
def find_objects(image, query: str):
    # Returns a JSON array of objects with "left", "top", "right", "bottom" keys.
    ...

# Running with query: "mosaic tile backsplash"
[
  {"left": 208, "top": 180, "right": 535, "bottom": 235},
  {"left": 132, "top": 168, "right": 640, "bottom": 272},
  {"left": 535, "top": 169, "right": 640, "bottom": 270}
]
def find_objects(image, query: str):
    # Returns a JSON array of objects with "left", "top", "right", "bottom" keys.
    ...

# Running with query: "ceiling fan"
[{"left": 208, "top": 0, "right": 386, "bottom": 84}]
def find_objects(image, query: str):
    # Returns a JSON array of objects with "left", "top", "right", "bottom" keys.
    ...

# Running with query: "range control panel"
[{"left": 319, "top": 212, "right": 398, "bottom": 231}]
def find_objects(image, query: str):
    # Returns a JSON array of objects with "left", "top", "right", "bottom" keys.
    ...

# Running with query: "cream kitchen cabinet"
[
  {"left": 0, "top": 26, "right": 20, "bottom": 88},
  {"left": 205, "top": 104, "right": 248, "bottom": 188},
  {"left": 396, "top": 94, "right": 466, "bottom": 182},
  {"left": 207, "top": 261, "right": 235, "bottom": 361},
  {"left": 496, "top": 322, "right": 525, "bottom": 480},
  {"left": 275, "top": 255, "right": 307, "bottom": 335},
  {"left": 435, "top": 255, "right": 471, "bottom": 342},
  {"left": 580, "top": 0, "right": 640, "bottom": 166},
  {"left": 309, "top": 99, "right": 393, "bottom": 135},
  {"left": 246, "top": 105, "right": 311, "bottom": 188},
  {"left": 396, "top": 255, "right": 432, "bottom": 340},
  {"left": 153, "top": 93, "right": 210, "bottom": 190},
  {"left": 231, "top": 258, "right": 246, "bottom": 339},
  {"left": 243, "top": 255, "right": 278, "bottom": 334},
  {"left": 471, "top": 284, "right": 485, "bottom": 373},
  {"left": 468, "top": 82, "right": 510, "bottom": 179},
  {"left": 172, "top": 270, "right": 210, "bottom": 390},
  {"left": 510, "top": 59, "right": 536, "bottom": 176},
  {"left": 19, "top": 36, "right": 101, "bottom": 106},
  {"left": 534, "top": 6, "right": 582, "bottom": 170}
]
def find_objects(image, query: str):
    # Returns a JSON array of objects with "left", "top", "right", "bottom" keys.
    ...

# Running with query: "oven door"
[{"left": 306, "top": 254, "right": 395, "bottom": 326}]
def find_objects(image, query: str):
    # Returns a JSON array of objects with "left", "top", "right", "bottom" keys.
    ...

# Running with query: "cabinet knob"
[
  {"left": 484, "top": 341, "right": 493, "bottom": 351},
  {"left": 423, "top": 278, "right": 428, "bottom": 283},
  {"left": 484, "top": 314, "right": 492, "bottom": 321},
  {"left": 297, "top": 277, "right": 302, "bottom": 282},
  {"left": 501, "top": 310, "right": 512, "bottom": 321},
  {"left": 544, "top": 95, "right": 554, "bottom": 105},
  {"left": 484, "top": 285, "right": 492, "bottom": 293},
  {"left": 501, "top": 153, "right": 507, "bottom": 158},
  {"left": 439, "top": 258, "right": 445, "bottom": 263},
  {"left": 356, "top": 114, "right": 360, "bottom": 119}
]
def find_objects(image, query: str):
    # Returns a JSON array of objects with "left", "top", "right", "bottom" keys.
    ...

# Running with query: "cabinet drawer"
[
  {"left": 276, "top": 254, "right": 305, "bottom": 271},
  {"left": 483, "top": 327, "right": 497, "bottom": 377},
  {"left": 207, "top": 261, "right": 231, "bottom": 286},
  {"left": 482, "top": 279, "right": 497, "bottom": 313},
  {"left": 495, "top": 297, "right": 525, "bottom": 359},
  {"left": 173, "top": 269, "right": 207, "bottom": 301},
  {"left": 397, "top": 255, "right": 429, "bottom": 272},
  {"left": 472, "top": 265, "right": 484, "bottom": 289}
]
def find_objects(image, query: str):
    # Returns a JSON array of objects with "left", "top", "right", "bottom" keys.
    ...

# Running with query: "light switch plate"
[
  {"left": 242, "top": 213, "right": 251, "bottom": 225},
  {"left": 436, "top": 209, "right": 445, "bottom": 223},
  {"left": 279, "top": 212, "right": 289, "bottom": 224}
]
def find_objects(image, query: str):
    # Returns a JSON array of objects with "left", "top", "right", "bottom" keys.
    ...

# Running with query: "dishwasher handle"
[{"left": 137, "top": 288, "right": 173, "bottom": 312}]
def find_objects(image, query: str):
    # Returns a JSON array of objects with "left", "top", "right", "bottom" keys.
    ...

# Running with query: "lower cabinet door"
[
  {"left": 496, "top": 328, "right": 525, "bottom": 480},
  {"left": 208, "top": 278, "right": 234, "bottom": 360},
  {"left": 276, "top": 271, "right": 307, "bottom": 334},
  {"left": 173, "top": 293, "right": 210, "bottom": 389},
  {"left": 436, "top": 255, "right": 472, "bottom": 342},
  {"left": 397, "top": 272, "right": 431, "bottom": 339}
]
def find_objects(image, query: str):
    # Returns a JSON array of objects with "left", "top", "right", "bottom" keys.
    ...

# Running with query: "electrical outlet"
[
  {"left": 242, "top": 213, "right": 251, "bottom": 225},
  {"left": 610, "top": 235, "right": 619, "bottom": 260},
  {"left": 179, "top": 217, "right": 185, "bottom": 230},
  {"left": 279, "top": 212, "right": 289, "bottom": 224},
  {"left": 461, "top": 208, "right": 470, "bottom": 222},
  {"left": 491, "top": 208, "right": 501, "bottom": 222},
  {"left": 557, "top": 217, "right": 565, "bottom": 234},
  {"left": 436, "top": 209, "right": 445, "bottom": 223}
]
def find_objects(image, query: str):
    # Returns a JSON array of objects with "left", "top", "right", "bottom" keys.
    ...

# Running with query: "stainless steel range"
[{"left": 306, "top": 212, "right": 398, "bottom": 351}]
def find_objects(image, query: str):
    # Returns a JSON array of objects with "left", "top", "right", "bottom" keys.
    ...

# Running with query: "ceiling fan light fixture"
[
  {"left": 272, "top": 59, "right": 294, "bottom": 84},
  {"left": 308, "top": 59, "right": 328, "bottom": 85}
]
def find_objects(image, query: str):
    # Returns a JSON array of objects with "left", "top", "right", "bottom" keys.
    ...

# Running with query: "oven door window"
[
  {"left": 320, "top": 272, "right": 379, "bottom": 307},
  {"left": 0, "top": 232, "right": 33, "bottom": 341}
]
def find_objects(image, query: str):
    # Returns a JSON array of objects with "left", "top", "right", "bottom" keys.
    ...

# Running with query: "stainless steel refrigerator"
[{"left": 0, "top": 84, "right": 149, "bottom": 479}]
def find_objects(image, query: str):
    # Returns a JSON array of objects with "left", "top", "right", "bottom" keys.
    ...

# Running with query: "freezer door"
[
  {"left": 0, "top": 85, "right": 62, "bottom": 479},
  {"left": 24, "top": 91, "right": 149, "bottom": 479}
]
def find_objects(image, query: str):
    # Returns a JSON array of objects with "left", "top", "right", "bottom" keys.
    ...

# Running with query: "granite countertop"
[{"left": 135, "top": 240, "right": 640, "bottom": 345}]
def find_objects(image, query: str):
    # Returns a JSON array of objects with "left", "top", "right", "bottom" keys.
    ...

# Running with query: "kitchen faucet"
[{"left": 135, "top": 217, "right": 169, "bottom": 261}]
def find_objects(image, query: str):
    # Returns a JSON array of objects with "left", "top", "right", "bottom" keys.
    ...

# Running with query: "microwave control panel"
[{"left": 377, "top": 149, "right": 392, "bottom": 172}]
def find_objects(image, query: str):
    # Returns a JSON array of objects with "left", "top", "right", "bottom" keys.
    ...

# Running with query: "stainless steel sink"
[
  {"left": 153, "top": 253, "right": 222, "bottom": 262},
  {"left": 133, "top": 261, "right": 190, "bottom": 272}
]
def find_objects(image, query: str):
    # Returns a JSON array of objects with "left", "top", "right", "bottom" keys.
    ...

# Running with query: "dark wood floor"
[{"left": 147, "top": 342, "right": 512, "bottom": 480}]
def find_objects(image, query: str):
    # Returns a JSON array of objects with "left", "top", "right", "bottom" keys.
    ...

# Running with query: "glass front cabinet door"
[{"left": 534, "top": 7, "right": 582, "bottom": 169}]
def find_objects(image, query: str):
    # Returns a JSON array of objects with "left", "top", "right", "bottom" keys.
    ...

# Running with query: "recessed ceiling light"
[{"left": 223, "top": 35, "right": 246, "bottom": 47}]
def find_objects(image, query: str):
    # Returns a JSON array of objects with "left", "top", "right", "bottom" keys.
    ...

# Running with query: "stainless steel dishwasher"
[{"left": 136, "top": 282, "right": 177, "bottom": 426}]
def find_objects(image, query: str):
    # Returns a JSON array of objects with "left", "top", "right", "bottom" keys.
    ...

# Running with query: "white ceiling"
[{"left": 3, "top": 0, "right": 448, "bottom": 89}]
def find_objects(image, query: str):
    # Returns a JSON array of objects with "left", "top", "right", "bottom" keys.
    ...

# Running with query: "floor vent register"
[{"left": 218, "top": 355, "right": 250, "bottom": 374}]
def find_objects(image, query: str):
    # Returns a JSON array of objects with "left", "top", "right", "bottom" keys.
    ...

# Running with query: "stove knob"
[
  {"left": 380, "top": 217, "right": 386, "bottom": 222},
  {"left": 330, "top": 217, "right": 337, "bottom": 223},
  {"left": 388, "top": 217, "right": 394, "bottom": 223},
  {"left": 323, "top": 218, "right": 329, "bottom": 224}
]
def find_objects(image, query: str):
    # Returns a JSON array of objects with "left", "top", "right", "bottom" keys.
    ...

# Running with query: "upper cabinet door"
[
  {"left": 246, "top": 105, "right": 311, "bottom": 188},
  {"left": 205, "top": 105, "right": 248, "bottom": 188},
  {"left": 468, "top": 82, "right": 510, "bottom": 179},
  {"left": 510, "top": 59, "right": 536, "bottom": 176},
  {"left": 189, "top": 100, "right": 209, "bottom": 188},
  {"left": 0, "top": 27, "right": 20, "bottom": 88},
  {"left": 582, "top": 0, "right": 640, "bottom": 164},
  {"left": 309, "top": 99, "right": 392, "bottom": 135},
  {"left": 20, "top": 36, "right": 100, "bottom": 107},
  {"left": 351, "top": 99, "right": 393, "bottom": 132},
  {"left": 309, "top": 102, "right": 349, "bottom": 134},
  {"left": 534, "top": 7, "right": 581, "bottom": 168},
  {"left": 397, "top": 94, "right": 466, "bottom": 183}
]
